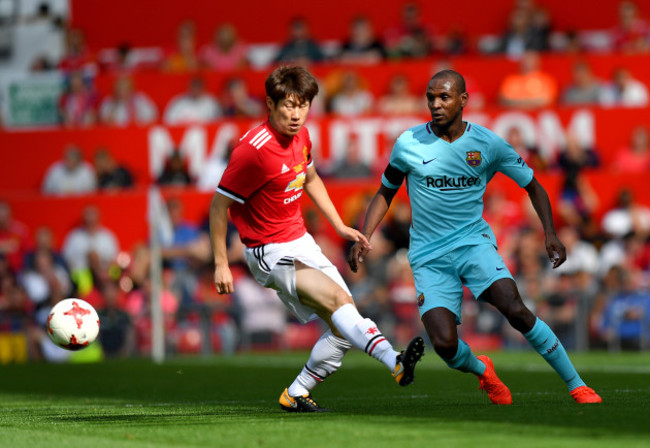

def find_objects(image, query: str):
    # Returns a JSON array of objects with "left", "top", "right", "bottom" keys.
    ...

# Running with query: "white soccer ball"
[{"left": 46, "top": 298, "right": 100, "bottom": 351}]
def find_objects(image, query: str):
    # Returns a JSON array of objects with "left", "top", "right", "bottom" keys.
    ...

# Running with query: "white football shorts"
[{"left": 244, "top": 232, "right": 351, "bottom": 323}]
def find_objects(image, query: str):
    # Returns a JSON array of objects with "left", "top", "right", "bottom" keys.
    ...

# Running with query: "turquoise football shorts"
[{"left": 412, "top": 242, "right": 513, "bottom": 324}]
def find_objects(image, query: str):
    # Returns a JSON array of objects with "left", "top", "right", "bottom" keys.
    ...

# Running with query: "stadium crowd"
[{"left": 0, "top": 0, "right": 650, "bottom": 362}]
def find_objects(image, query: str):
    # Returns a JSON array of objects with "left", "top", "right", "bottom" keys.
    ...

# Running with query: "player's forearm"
[
  {"left": 209, "top": 193, "right": 231, "bottom": 266},
  {"left": 361, "top": 186, "right": 395, "bottom": 239},
  {"left": 525, "top": 177, "right": 557, "bottom": 237},
  {"left": 304, "top": 174, "right": 345, "bottom": 231}
]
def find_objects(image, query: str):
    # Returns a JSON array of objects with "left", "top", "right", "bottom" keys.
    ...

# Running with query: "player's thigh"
[
  {"left": 456, "top": 243, "right": 513, "bottom": 302},
  {"left": 413, "top": 257, "right": 464, "bottom": 324},
  {"left": 294, "top": 261, "right": 353, "bottom": 315}
]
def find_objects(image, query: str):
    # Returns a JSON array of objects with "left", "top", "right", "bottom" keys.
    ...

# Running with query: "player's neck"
[{"left": 431, "top": 120, "right": 467, "bottom": 143}]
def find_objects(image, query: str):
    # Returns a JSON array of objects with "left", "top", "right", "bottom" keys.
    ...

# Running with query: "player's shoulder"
[
  {"left": 396, "top": 122, "right": 431, "bottom": 145},
  {"left": 237, "top": 122, "right": 273, "bottom": 150},
  {"left": 465, "top": 122, "right": 507, "bottom": 147}
]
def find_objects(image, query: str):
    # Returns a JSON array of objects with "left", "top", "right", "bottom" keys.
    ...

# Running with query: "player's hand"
[
  {"left": 336, "top": 226, "right": 372, "bottom": 250},
  {"left": 545, "top": 233, "right": 567, "bottom": 269},
  {"left": 347, "top": 241, "right": 370, "bottom": 273},
  {"left": 214, "top": 263, "right": 234, "bottom": 294}
]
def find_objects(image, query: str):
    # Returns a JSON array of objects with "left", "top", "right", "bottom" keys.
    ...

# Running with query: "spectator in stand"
[
  {"left": 24, "top": 226, "right": 67, "bottom": 272},
  {"left": 614, "top": 125, "right": 650, "bottom": 173},
  {"left": 387, "top": 250, "right": 419, "bottom": 346},
  {"left": 42, "top": 145, "right": 96, "bottom": 196},
  {"left": 19, "top": 248, "right": 72, "bottom": 310},
  {"left": 329, "top": 71, "right": 374, "bottom": 116},
  {"left": 99, "top": 75, "right": 158, "bottom": 126},
  {"left": 497, "top": 4, "right": 550, "bottom": 59},
  {"left": 163, "top": 77, "right": 222, "bottom": 125},
  {"left": 97, "top": 280, "right": 134, "bottom": 358},
  {"left": 440, "top": 25, "right": 469, "bottom": 55},
  {"left": 538, "top": 272, "right": 581, "bottom": 350},
  {"left": 62, "top": 205, "right": 119, "bottom": 273},
  {"left": 58, "top": 71, "right": 98, "bottom": 128},
  {"left": 381, "top": 200, "right": 412, "bottom": 252},
  {"left": 601, "top": 189, "right": 650, "bottom": 240},
  {"left": 0, "top": 280, "right": 33, "bottom": 363},
  {"left": 611, "top": 1, "right": 650, "bottom": 54},
  {"left": 164, "top": 20, "right": 199, "bottom": 72},
  {"left": 506, "top": 127, "right": 547, "bottom": 171},
  {"left": 274, "top": 17, "right": 324, "bottom": 64},
  {"left": 192, "top": 264, "right": 238, "bottom": 354},
  {"left": 383, "top": 2, "right": 434, "bottom": 59},
  {"left": 0, "top": 201, "right": 30, "bottom": 273},
  {"left": 555, "top": 133, "right": 600, "bottom": 230},
  {"left": 220, "top": 78, "right": 264, "bottom": 118},
  {"left": 199, "top": 23, "right": 247, "bottom": 71},
  {"left": 93, "top": 147, "right": 134, "bottom": 190},
  {"left": 553, "top": 226, "right": 600, "bottom": 277},
  {"left": 376, "top": 74, "right": 421, "bottom": 116},
  {"left": 600, "top": 67, "right": 649, "bottom": 108},
  {"left": 157, "top": 151, "right": 193, "bottom": 187},
  {"left": 161, "top": 198, "right": 211, "bottom": 306},
  {"left": 598, "top": 266, "right": 650, "bottom": 350},
  {"left": 58, "top": 28, "right": 96, "bottom": 75},
  {"left": 561, "top": 61, "right": 604, "bottom": 106},
  {"left": 100, "top": 43, "right": 139, "bottom": 74},
  {"left": 234, "top": 265, "right": 288, "bottom": 351},
  {"left": 326, "top": 135, "right": 372, "bottom": 179},
  {"left": 338, "top": 16, "right": 386, "bottom": 65},
  {"left": 498, "top": 51, "right": 558, "bottom": 109}
]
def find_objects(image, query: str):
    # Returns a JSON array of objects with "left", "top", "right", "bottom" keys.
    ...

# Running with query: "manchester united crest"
[
  {"left": 417, "top": 293, "right": 425, "bottom": 307},
  {"left": 466, "top": 151, "right": 482, "bottom": 167}
]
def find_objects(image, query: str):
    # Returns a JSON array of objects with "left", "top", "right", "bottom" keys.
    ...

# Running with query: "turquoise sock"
[
  {"left": 445, "top": 339, "right": 486, "bottom": 376},
  {"left": 524, "top": 318, "right": 585, "bottom": 391}
]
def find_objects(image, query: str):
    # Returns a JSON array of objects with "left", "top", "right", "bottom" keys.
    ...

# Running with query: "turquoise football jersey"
[{"left": 381, "top": 121, "right": 534, "bottom": 267}]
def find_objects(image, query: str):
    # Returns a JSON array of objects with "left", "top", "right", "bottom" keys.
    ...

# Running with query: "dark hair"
[
  {"left": 430, "top": 69, "right": 466, "bottom": 94},
  {"left": 265, "top": 66, "right": 319, "bottom": 105}
]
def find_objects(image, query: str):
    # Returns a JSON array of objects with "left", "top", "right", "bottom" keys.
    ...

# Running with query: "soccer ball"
[{"left": 46, "top": 298, "right": 100, "bottom": 350}]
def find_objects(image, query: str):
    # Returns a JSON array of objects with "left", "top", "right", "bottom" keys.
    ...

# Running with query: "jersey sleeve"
[
  {"left": 217, "top": 143, "right": 268, "bottom": 203},
  {"left": 381, "top": 136, "right": 408, "bottom": 190},
  {"left": 305, "top": 129, "right": 314, "bottom": 168},
  {"left": 492, "top": 136, "right": 534, "bottom": 188}
]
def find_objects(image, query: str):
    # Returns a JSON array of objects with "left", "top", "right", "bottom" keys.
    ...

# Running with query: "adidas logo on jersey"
[
  {"left": 281, "top": 164, "right": 290, "bottom": 173},
  {"left": 249, "top": 129, "right": 272, "bottom": 149}
]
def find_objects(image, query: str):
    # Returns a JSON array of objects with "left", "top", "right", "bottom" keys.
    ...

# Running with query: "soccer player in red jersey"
[{"left": 209, "top": 66, "right": 424, "bottom": 412}]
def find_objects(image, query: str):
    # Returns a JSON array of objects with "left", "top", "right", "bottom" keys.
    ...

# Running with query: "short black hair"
[
  {"left": 265, "top": 66, "right": 319, "bottom": 105},
  {"left": 430, "top": 70, "right": 466, "bottom": 94}
]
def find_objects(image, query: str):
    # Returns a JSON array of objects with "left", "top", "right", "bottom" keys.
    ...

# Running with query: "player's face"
[
  {"left": 267, "top": 95, "right": 311, "bottom": 137},
  {"left": 426, "top": 78, "right": 468, "bottom": 128}
]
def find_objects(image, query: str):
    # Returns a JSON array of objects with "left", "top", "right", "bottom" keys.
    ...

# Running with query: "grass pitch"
[{"left": 1, "top": 350, "right": 649, "bottom": 448}]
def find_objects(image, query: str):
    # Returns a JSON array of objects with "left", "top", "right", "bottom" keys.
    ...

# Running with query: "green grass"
[{"left": 1, "top": 350, "right": 649, "bottom": 447}]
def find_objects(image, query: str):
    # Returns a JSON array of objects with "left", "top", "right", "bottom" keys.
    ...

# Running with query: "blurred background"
[{"left": 0, "top": 0, "right": 649, "bottom": 363}]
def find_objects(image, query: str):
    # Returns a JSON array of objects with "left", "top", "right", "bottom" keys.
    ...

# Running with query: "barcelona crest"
[
  {"left": 466, "top": 151, "right": 482, "bottom": 167},
  {"left": 417, "top": 293, "right": 425, "bottom": 307}
]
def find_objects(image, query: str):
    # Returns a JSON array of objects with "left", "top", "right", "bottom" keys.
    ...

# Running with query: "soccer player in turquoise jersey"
[{"left": 348, "top": 70, "right": 601, "bottom": 404}]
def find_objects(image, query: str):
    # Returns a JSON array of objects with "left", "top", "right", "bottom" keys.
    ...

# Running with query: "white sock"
[
  {"left": 287, "top": 329, "right": 351, "bottom": 397},
  {"left": 330, "top": 303, "right": 399, "bottom": 371}
]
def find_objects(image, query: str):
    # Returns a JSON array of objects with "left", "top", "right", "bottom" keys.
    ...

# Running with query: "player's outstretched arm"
[
  {"left": 524, "top": 176, "right": 567, "bottom": 269},
  {"left": 348, "top": 185, "right": 398, "bottom": 273},
  {"left": 209, "top": 192, "right": 235, "bottom": 294},
  {"left": 303, "top": 165, "right": 371, "bottom": 248}
]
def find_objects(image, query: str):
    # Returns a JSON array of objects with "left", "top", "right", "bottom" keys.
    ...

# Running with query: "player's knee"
[
  {"left": 333, "top": 288, "right": 354, "bottom": 309},
  {"left": 504, "top": 300, "right": 535, "bottom": 332},
  {"left": 431, "top": 334, "right": 458, "bottom": 360}
]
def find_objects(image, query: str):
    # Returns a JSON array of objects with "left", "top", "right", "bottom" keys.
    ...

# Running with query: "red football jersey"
[{"left": 217, "top": 121, "right": 313, "bottom": 247}]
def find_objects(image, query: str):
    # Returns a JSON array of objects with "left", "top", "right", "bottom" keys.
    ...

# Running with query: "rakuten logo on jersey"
[{"left": 426, "top": 175, "right": 481, "bottom": 191}]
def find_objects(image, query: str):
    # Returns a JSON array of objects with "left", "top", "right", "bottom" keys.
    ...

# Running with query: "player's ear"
[
  {"left": 460, "top": 91, "right": 469, "bottom": 108},
  {"left": 266, "top": 96, "right": 275, "bottom": 111}
]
